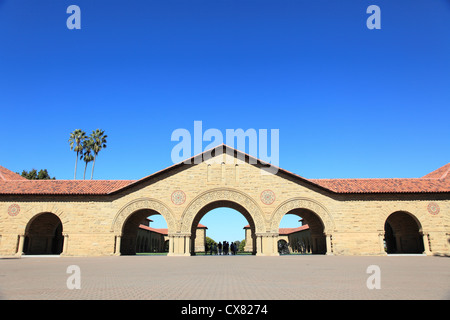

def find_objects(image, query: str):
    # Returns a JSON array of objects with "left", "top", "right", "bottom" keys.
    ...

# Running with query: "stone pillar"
[
  {"left": 325, "top": 233, "right": 333, "bottom": 255},
  {"left": 15, "top": 234, "right": 25, "bottom": 257},
  {"left": 378, "top": 232, "right": 387, "bottom": 255},
  {"left": 167, "top": 235, "right": 175, "bottom": 256},
  {"left": 255, "top": 234, "right": 263, "bottom": 256},
  {"left": 184, "top": 236, "right": 191, "bottom": 256},
  {"left": 421, "top": 232, "right": 431, "bottom": 255},
  {"left": 62, "top": 233, "right": 69, "bottom": 256},
  {"left": 273, "top": 234, "right": 279, "bottom": 256},
  {"left": 168, "top": 234, "right": 191, "bottom": 256},
  {"left": 114, "top": 234, "right": 121, "bottom": 256}
]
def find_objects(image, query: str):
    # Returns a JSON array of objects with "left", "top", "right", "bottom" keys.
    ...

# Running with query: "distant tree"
[
  {"left": 89, "top": 129, "right": 107, "bottom": 180},
  {"left": 20, "top": 169, "right": 55, "bottom": 180},
  {"left": 238, "top": 239, "right": 246, "bottom": 252},
  {"left": 205, "top": 237, "right": 216, "bottom": 252},
  {"left": 68, "top": 129, "right": 87, "bottom": 180}
]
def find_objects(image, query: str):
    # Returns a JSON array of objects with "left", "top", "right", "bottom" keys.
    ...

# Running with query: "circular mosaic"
[
  {"left": 260, "top": 190, "right": 275, "bottom": 205},
  {"left": 427, "top": 202, "right": 440, "bottom": 215},
  {"left": 171, "top": 190, "right": 186, "bottom": 205},
  {"left": 8, "top": 204, "right": 20, "bottom": 216}
]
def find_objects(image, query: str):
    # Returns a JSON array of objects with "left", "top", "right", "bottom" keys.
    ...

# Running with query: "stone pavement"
[{"left": 0, "top": 255, "right": 449, "bottom": 300}]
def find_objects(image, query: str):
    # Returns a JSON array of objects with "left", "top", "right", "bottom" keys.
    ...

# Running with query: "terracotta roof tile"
[
  {"left": 279, "top": 225, "right": 310, "bottom": 235},
  {"left": 421, "top": 163, "right": 450, "bottom": 180},
  {"left": 0, "top": 180, "right": 136, "bottom": 195},
  {"left": 0, "top": 155, "right": 448, "bottom": 195},
  {"left": 139, "top": 223, "right": 206, "bottom": 234},
  {"left": 0, "top": 166, "right": 27, "bottom": 181},
  {"left": 309, "top": 177, "right": 450, "bottom": 194}
]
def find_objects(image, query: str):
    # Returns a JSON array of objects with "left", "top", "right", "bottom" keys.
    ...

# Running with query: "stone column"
[
  {"left": 15, "top": 234, "right": 25, "bottom": 257},
  {"left": 167, "top": 235, "right": 175, "bottom": 256},
  {"left": 114, "top": 234, "right": 121, "bottom": 256},
  {"left": 184, "top": 235, "right": 191, "bottom": 256},
  {"left": 421, "top": 232, "right": 431, "bottom": 255},
  {"left": 378, "top": 232, "right": 387, "bottom": 255},
  {"left": 273, "top": 234, "right": 279, "bottom": 256},
  {"left": 325, "top": 233, "right": 333, "bottom": 255},
  {"left": 255, "top": 234, "right": 263, "bottom": 256},
  {"left": 168, "top": 234, "right": 191, "bottom": 256},
  {"left": 62, "top": 233, "right": 69, "bottom": 256}
]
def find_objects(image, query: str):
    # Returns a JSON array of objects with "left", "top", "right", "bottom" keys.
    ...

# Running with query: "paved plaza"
[{"left": 0, "top": 255, "right": 449, "bottom": 300}]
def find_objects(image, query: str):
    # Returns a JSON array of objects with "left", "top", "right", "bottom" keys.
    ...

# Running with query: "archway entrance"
[
  {"left": 24, "top": 212, "right": 64, "bottom": 255},
  {"left": 120, "top": 209, "right": 168, "bottom": 255},
  {"left": 189, "top": 201, "right": 257, "bottom": 256},
  {"left": 278, "top": 214, "right": 312, "bottom": 254},
  {"left": 384, "top": 211, "right": 424, "bottom": 254},
  {"left": 278, "top": 209, "right": 326, "bottom": 254}
]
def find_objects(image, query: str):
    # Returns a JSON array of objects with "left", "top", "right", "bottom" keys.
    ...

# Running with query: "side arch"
[
  {"left": 111, "top": 197, "right": 176, "bottom": 234},
  {"left": 269, "top": 197, "right": 335, "bottom": 234},
  {"left": 180, "top": 188, "right": 266, "bottom": 234},
  {"left": 17, "top": 204, "right": 69, "bottom": 234}
]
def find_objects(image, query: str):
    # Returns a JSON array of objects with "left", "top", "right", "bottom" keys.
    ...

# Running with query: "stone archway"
[
  {"left": 180, "top": 188, "right": 266, "bottom": 255},
  {"left": 23, "top": 212, "right": 64, "bottom": 255},
  {"left": 270, "top": 198, "right": 334, "bottom": 255},
  {"left": 111, "top": 198, "right": 176, "bottom": 255},
  {"left": 384, "top": 211, "right": 425, "bottom": 254},
  {"left": 15, "top": 205, "right": 69, "bottom": 256}
]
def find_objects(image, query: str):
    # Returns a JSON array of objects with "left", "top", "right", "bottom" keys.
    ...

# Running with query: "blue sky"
[{"left": 1, "top": 1, "right": 449, "bottom": 241}]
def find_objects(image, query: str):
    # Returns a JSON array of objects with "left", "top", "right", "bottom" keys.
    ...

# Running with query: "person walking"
[
  {"left": 218, "top": 242, "right": 222, "bottom": 255},
  {"left": 230, "top": 242, "right": 235, "bottom": 255}
]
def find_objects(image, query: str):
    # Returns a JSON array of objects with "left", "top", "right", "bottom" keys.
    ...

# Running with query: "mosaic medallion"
[
  {"left": 260, "top": 190, "right": 275, "bottom": 205},
  {"left": 171, "top": 190, "right": 186, "bottom": 205},
  {"left": 427, "top": 202, "right": 440, "bottom": 215},
  {"left": 8, "top": 204, "right": 20, "bottom": 216}
]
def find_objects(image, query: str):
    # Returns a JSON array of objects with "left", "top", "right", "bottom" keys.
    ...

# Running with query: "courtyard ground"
[{"left": 0, "top": 255, "right": 448, "bottom": 300}]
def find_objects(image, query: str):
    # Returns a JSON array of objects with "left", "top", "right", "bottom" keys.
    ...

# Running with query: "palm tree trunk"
[
  {"left": 83, "top": 162, "right": 87, "bottom": 180},
  {"left": 74, "top": 152, "right": 78, "bottom": 180},
  {"left": 91, "top": 156, "right": 96, "bottom": 180}
]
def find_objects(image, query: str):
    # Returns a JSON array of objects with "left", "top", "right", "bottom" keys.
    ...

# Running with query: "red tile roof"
[
  {"left": 139, "top": 224, "right": 168, "bottom": 235},
  {"left": 139, "top": 223, "right": 207, "bottom": 234},
  {"left": 0, "top": 180, "right": 135, "bottom": 195},
  {"left": 422, "top": 163, "right": 450, "bottom": 180},
  {"left": 244, "top": 224, "right": 310, "bottom": 234},
  {"left": 309, "top": 177, "right": 450, "bottom": 194},
  {"left": 0, "top": 166, "right": 27, "bottom": 181},
  {"left": 279, "top": 225, "right": 310, "bottom": 235},
  {"left": 0, "top": 146, "right": 448, "bottom": 195}
]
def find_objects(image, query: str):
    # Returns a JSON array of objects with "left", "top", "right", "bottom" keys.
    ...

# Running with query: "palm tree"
[
  {"left": 90, "top": 129, "right": 107, "bottom": 180},
  {"left": 81, "top": 139, "right": 94, "bottom": 180},
  {"left": 68, "top": 129, "right": 86, "bottom": 180}
]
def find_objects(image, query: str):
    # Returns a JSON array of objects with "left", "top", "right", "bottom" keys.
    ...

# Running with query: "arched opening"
[
  {"left": 278, "top": 214, "right": 312, "bottom": 254},
  {"left": 384, "top": 211, "right": 424, "bottom": 254},
  {"left": 24, "top": 212, "right": 64, "bottom": 255},
  {"left": 278, "top": 209, "right": 326, "bottom": 254},
  {"left": 189, "top": 201, "right": 257, "bottom": 256},
  {"left": 120, "top": 209, "right": 168, "bottom": 255}
]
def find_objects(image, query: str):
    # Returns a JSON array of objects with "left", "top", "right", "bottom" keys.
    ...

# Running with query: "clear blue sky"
[{"left": 1, "top": 1, "right": 449, "bottom": 241}]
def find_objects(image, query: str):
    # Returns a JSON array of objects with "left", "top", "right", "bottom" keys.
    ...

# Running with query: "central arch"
[
  {"left": 181, "top": 188, "right": 266, "bottom": 255},
  {"left": 190, "top": 202, "right": 258, "bottom": 255}
]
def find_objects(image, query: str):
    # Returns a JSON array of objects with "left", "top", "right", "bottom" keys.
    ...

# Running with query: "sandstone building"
[{"left": 0, "top": 145, "right": 448, "bottom": 257}]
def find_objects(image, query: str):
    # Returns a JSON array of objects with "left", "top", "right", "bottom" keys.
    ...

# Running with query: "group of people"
[{"left": 209, "top": 241, "right": 238, "bottom": 255}]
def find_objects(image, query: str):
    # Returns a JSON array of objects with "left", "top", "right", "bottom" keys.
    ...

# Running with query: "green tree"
[
  {"left": 81, "top": 138, "right": 94, "bottom": 180},
  {"left": 89, "top": 129, "right": 107, "bottom": 180},
  {"left": 20, "top": 169, "right": 55, "bottom": 180},
  {"left": 205, "top": 237, "right": 216, "bottom": 252},
  {"left": 238, "top": 239, "right": 246, "bottom": 252},
  {"left": 68, "top": 129, "right": 87, "bottom": 180}
]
